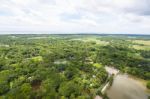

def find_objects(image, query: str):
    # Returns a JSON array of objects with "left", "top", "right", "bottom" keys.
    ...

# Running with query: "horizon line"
[{"left": 0, "top": 31, "right": 150, "bottom": 35}]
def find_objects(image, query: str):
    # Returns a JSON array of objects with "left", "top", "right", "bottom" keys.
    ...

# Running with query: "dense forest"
[{"left": 0, "top": 34, "right": 149, "bottom": 99}]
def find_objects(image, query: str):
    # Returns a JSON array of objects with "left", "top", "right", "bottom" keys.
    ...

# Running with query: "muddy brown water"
[{"left": 107, "top": 74, "right": 149, "bottom": 99}]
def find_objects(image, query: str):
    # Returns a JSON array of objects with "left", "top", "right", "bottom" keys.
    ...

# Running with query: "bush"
[
  {"left": 0, "top": 82, "right": 9, "bottom": 95},
  {"left": 146, "top": 81, "right": 150, "bottom": 89},
  {"left": 59, "top": 81, "right": 81, "bottom": 97}
]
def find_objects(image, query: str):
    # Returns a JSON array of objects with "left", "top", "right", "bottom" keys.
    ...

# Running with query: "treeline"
[{"left": 0, "top": 35, "right": 149, "bottom": 99}]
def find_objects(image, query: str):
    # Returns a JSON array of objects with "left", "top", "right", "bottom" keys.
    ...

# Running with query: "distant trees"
[
  {"left": 95, "top": 45, "right": 150, "bottom": 79},
  {"left": 0, "top": 34, "right": 149, "bottom": 98}
]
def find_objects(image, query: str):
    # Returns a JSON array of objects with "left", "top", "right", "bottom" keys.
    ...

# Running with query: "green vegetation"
[
  {"left": 147, "top": 81, "right": 150, "bottom": 89},
  {"left": 0, "top": 34, "right": 149, "bottom": 98},
  {"left": 109, "top": 75, "right": 114, "bottom": 86}
]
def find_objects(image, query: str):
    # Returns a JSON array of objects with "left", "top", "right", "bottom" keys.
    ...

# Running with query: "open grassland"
[
  {"left": 133, "top": 45, "right": 150, "bottom": 50},
  {"left": 131, "top": 40, "right": 150, "bottom": 50},
  {"left": 72, "top": 37, "right": 109, "bottom": 46},
  {"left": 133, "top": 40, "right": 150, "bottom": 46}
]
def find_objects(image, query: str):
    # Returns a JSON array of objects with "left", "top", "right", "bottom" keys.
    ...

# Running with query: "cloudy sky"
[{"left": 0, "top": 0, "right": 150, "bottom": 34}]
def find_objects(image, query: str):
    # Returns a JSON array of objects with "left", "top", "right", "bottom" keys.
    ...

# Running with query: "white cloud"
[{"left": 0, "top": 0, "right": 150, "bottom": 34}]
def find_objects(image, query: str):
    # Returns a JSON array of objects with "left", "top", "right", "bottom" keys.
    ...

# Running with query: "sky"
[{"left": 0, "top": 0, "right": 150, "bottom": 34}]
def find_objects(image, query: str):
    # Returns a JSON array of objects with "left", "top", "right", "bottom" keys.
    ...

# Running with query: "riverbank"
[
  {"left": 95, "top": 66, "right": 149, "bottom": 99},
  {"left": 100, "top": 66, "right": 119, "bottom": 94},
  {"left": 105, "top": 66, "right": 149, "bottom": 99},
  {"left": 106, "top": 74, "right": 149, "bottom": 99}
]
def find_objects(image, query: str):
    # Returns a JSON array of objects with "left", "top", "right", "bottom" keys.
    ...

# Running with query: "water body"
[{"left": 107, "top": 74, "right": 149, "bottom": 99}]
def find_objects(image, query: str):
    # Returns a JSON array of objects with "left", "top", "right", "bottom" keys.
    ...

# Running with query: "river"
[{"left": 106, "top": 74, "right": 149, "bottom": 99}]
